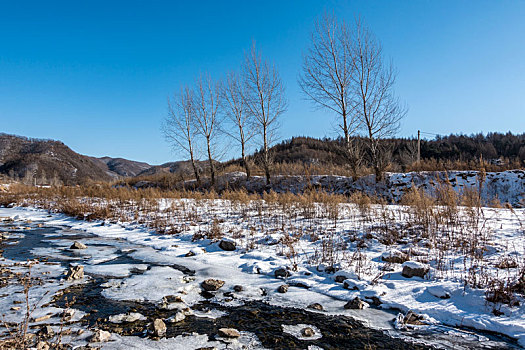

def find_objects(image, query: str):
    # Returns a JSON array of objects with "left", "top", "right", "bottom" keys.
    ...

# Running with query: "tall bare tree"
[
  {"left": 299, "top": 13, "right": 362, "bottom": 175},
  {"left": 242, "top": 43, "right": 287, "bottom": 185},
  {"left": 163, "top": 87, "right": 201, "bottom": 185},
  {"left": 194, "top": 74, "right": 221, "bottom": 186},
  {"left": 350, "top": 20, "right": 407, "bottom": 181},
  {"left": 221, "top": 70, "right": 255, "bottom": 178}
]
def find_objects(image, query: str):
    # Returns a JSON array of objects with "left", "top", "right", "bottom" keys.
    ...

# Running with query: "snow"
[
  {"left": 84, "top": 263, "right": 148, "bottom": 278},
  {"left": 101, "top": 266, "right": 193, "bottom": 303},
  {"left": 402, "top": 261, "right": 428, "bottom": 270},
  {"left": 170, "top": 170, "right": 525, "bottom": 207},
  {"left": 1, "top": 193, "right": 525, "bottom": 347}
]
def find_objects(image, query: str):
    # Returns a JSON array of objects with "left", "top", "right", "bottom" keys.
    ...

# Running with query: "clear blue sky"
[{"left": 1, "top": 0, "right": 524, "bottom": 164}]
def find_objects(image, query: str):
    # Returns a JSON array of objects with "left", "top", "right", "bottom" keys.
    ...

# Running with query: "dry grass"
[{"left": 1, "top": 180, "right": 524, "bottom": 308}]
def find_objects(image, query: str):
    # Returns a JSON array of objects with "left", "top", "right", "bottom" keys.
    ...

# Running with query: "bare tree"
[
  {"left": 350, "top": 20, "right": 407, "bottom": 181},
  {"left": 242, "top": 43, "right": 287, "bottom": 185},
  {"left": 221, "top": 70, "right": 255, "bottom": 178},
  {"left": 194, "top": 74, "right": 222, "bottom": 186},
  {"left": 163, "top": 87, "right": 201, "bottom": 185},
  {"left": 299, "top": 13, "right": 362, "bottom": 175}
]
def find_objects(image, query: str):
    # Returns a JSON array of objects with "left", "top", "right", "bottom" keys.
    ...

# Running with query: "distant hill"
[
  {"left": 137, "top": 160, "right": 212, "bottom": 177},
  {"left": 242, "top": 133, "right": 525, "bottom": 171},
  {"left": 90, "top": 156, "right": 152, "bottom": 178},
  {"left": 0, "top": 133, "right": 113, "bottom": 185},
  {"left": 0, "top": 134, "right": 153, "bottom": 185}
]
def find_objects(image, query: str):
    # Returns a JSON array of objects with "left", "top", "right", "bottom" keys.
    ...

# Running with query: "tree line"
[{"left": 163, "top": 14, "right": 406, "bottom": 185}]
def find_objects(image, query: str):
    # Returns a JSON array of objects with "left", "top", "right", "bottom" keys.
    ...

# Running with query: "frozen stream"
[{"left": 0, "top": 208, "right": 520, "bottom": 349}]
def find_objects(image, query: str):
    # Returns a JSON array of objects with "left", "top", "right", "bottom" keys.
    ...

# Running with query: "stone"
[
  {"left": 65, "top": 265, "right": 84, "bottom": 281},
  {"left": 90, "top": 329, "right": 111, "bottom": 343},
  {"left": 344, "top": 297, "right": 368, "bottom": 310},
  {"left": 307, "top": 303, "right": 323, "bottom": 311},
  {"left": 343, "top": 280, "right": 359, "bottom": 290},
  {"left": 289, "top": 281, "right": 310, "bottom": 289},
  {"left": 38, "top": 325, "right": 54, "bottom": 338},
  {"left": 185, "top": 251, "right": 196, "bottom": 257},
  {"left": 401, "top": 261, "right": 429, "bottom": 278},
  {"left": 70, "top": 241, "right": 87, "bottom": 249},
  {"left": 277, "top": 284, "right": 289, "bottom": 293},
  {"left": 381, "top": 249, "right": 409, "bottom": 264},
  {"left": 108, "top": 312, "right": 146, "bottom": 323},
  {"left": 167, "top": 311, "right": 186, "bottom": 323},
  {"left": 201, "top": 279, "right": 225, "bottom": 292},
  {"left": 274, "top": 267, "right": 291, "bottom": 278},
  {"left": 403, "top": 311, "right": 425, "bottom": 325},
  {"left": 426, "top": 285, "right": 451, "bottom": 299},
  {"left": 233, "top": 285, "right": 243, "bottom": 292},
  {"left": 335, "top": 275, "right": 346, "bottom": 283},
  {"left": 152, "top": 318, "right": 167, "bottom": 337},
  {"left": 301, "top": 327, "right": 315, "bottom": 337},
  {"left": 158, "top": 295, "right": 187, "bottom": 310},
  {"left": 218, "top": 328, "right": 240, "bottom": 338},
  {"left": 219, "top": 239, "right": 236, "bottom": 251},
  {"left": 365, "top": 296, "right": 383, "bottom": 306}
]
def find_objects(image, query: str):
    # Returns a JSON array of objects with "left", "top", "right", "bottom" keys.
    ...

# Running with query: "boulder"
[
  {"left": 277, "top": 284, "right": 289, "bottom": 293},
  {"left": 108, "top": 312, "right": 146, "bottom": 323},
  {"left": 426, "top": 285, "right": 451, "bottom": 299},
  {"left": 307, "top": 303, "right": 323, "bottom": 311},
  {"left": 301, "top": 327, "right": 315, "bottom": 337},
  {"left": 381, "top": 249, "right": 408, "bottom": 264},
  {"left": 233, "top": 285, "right": 243, "bottom": 292},
  {"left": 201, "top": 279, "right": 225, "bottom": 292},
  {"left": 218, "top": 328, "right": 240, "bottom": 338},
  {"left": 401, "top": 261, "right": 429, "bottom": 278},
  {"left": 343, "top": 279, "right": 360, "bottom": 290},
  {"left": 66, "top": 265, "right": 84, "bottom": 281},
  {"left": 274, "top": 267, "right": 291, "bottom": 279},
  {"left": 343, "top": 297, "right": 368, "bottom": 310},
  {"left": 90, "top": 329, "right": 111, "bottom": 342},
  {"left": 70, "top": 241, "right": 87, "bottom": 250},
  {"left": 152, "top": 318, "right": 167, "bottom": 337},
  {"left": 158, "top": 295, "right": 187, "bottom": 310},
  {"left": 403, "top": 311, "right": 425, "bottom": 325},
  {"left": 166, "top": 311, "right": 186, "bottom": 323},
  {"left": 219, "top": 239, "right": 236, "bottom": 251},
  {"left": 333, "top": 270, "right": 358, "bottom": 283}
]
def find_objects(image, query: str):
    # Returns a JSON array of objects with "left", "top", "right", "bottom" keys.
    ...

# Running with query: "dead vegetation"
[{"left": 1, "top": 180, "right": 524, "bottom": 309}]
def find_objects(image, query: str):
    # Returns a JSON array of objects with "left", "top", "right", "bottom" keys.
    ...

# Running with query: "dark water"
[{"left": 0, "top": 220, "right": 521, "bottom": 349}]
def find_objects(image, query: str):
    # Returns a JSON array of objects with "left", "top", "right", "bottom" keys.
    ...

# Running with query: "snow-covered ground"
[
  {"left": 1, "top": 197, "right": 524, "bottom": 348},
  {"left": 167, "top": 170, "right": 525, "bottom": 207}
]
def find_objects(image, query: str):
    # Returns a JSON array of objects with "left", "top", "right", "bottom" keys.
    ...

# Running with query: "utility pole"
[{"left": 417, "top": 130, "right": 421, "bottom": 164}]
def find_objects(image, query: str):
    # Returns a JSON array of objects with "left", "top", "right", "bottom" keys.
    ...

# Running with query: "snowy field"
[{"left": 0, "top": 193, "right": 524, "bottom": 348}]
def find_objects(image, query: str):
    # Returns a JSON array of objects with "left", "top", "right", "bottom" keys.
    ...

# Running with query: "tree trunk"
[
  {"left": 206, "top": 136, "right": 215, "bottom": 186},
  {"left": 189, "top": 145, "right": 200, "bottom": 186},
  {"left": 241, "top": 144, "right": 251, "bottom": 178},
  {"left": 370, "top": 139, "right": 383, "bottom": 182},
  {"left": 263, "top": 125, "right": 271, "bottom": 185}
]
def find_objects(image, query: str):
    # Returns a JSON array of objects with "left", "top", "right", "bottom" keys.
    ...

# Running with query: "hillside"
[
  {"left": 241, "top": 134, "right": 525, "bottom": 172},
  {"left": 0, "top": 134, "right": 114, "bottom": 185},
  {"left": 0, "top": 134, "right": 154, "bottom": 185},
  {"left": 90, "top": 156, "right": 152, "bottom": 178}
]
